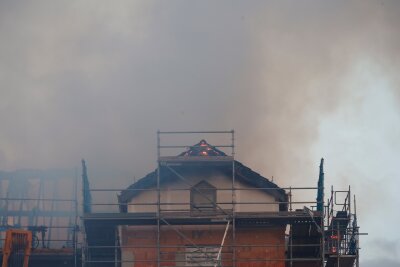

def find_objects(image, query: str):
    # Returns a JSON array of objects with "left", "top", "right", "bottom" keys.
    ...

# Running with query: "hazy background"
[{"left": 0, "top": 0, "right": 399, "bottom": 265}]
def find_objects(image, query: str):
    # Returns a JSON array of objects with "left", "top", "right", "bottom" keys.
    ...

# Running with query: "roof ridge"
[{"left": 178, "top": 139, "right": 227, "bottom": 157}]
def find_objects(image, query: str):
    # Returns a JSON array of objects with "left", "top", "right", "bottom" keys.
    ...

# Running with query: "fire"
[{"left": 178, "top": 140, "right": 225, "bottom": 157}]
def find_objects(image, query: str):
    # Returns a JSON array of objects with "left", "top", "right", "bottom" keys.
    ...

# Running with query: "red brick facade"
[{"left": 120, "top": 225, "right": 286, "bottom": 267}]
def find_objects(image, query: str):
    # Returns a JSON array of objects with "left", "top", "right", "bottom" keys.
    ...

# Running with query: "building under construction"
[
  {"left": 0, "top": 169, "right": 79, "bottom": 267},
  {"left": 82, "top": 131, "right": 361, "bottom": 267},
  {"left": 0, "top": 131, "right": 361, "bottom": 267}
]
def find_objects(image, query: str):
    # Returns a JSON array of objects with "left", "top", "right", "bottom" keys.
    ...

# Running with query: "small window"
[{"left": 190, "top": 181, "right": 216, "bottom": 213}]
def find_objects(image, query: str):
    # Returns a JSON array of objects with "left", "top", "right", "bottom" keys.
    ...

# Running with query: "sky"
[{"left": 0, "top": 0, "right": 399, "bottom": 265}]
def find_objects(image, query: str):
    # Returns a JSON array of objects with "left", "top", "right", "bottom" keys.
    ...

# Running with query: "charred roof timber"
[
  {"left": 317, "top": 158, "right": 324, "bottom": 212},
  {"left": 82, "top": 159, "right": 92, "bottom": 214}
]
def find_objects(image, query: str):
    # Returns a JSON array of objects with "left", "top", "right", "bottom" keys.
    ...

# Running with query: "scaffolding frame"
[
  {"left": 82, "top": 189, "right": 359, "bottom": 266},
  {"left": 82, "top": 131, "right": 361, "bottom": 267},
  {"left": 157, "top": 130, "right": 236, "bottom": 267},
  {"left": 0, "top": 172, "right": 80, "bottom": 266}
]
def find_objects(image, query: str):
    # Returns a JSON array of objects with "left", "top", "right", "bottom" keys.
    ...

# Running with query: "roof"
[
  {"left": 118, "top": 140, "right": 287, "bottom": 211},
  {"left": 178, "top": 139, "right": 226, "bottom": 156}
]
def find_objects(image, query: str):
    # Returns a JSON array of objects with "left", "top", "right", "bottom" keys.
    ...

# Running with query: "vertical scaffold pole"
[
  {"left": 157, "top": 130, "right": 161, "bottom": 267},
  {"left": 74, "top": 168, "right": 78, "bottom": 267},
  {"left": 231, "top": 130, "right": 236, "bottom": 267},
  {"left": 338, "top": 220, "right": 341, "bottom": 267},
  {"left": 316, "top": 158, "right": 326, "bottom": 266},
  {"left": 290, "top": 225, "right": 293, "bottom": 267},
  {"left": 354, "top": 195, "right": 359, "bottom": 267}
]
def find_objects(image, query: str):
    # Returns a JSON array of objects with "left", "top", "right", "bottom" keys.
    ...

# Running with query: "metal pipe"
[
  {"left": 74, "top": 168, "right": 79, "bottom": 267},
  {"left": 85, "top": 243, "right": 321, "bottom": 249},
  {"left": 157, "top": 130, "right": 161, "bottom": 267},
  {"left": 159, "top": 145, "right": 233, "bottom": 148},
  {"left": 215, "top": 220, "right": 230, "bottom": 267},
  {"left": 158, "top": 131, "right": 234, "bottom": 134},
  {"left": 90, "top": 186, "right": 319, "bottom": 192},
  {"left": 231, "top": 130, "right": 236, "bottom": 267}
]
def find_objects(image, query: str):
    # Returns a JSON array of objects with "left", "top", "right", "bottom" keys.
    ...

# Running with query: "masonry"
[{"left": 119, "top": 225, "right": 286, "bottom": 267}]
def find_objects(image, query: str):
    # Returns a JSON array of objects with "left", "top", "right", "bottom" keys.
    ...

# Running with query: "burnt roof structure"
[
  {"left": 118, "top": 139, "right": 287, "bottom": 212},
  {"left": 178, "top": 139, "right": 226, "bottom": 156}
]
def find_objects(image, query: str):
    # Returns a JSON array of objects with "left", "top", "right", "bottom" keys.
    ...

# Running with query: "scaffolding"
[
  {"left": 82, "top": 131, "right": 361, "bottom": 267},
  {"left": 0, "top": 170, "right": 80, "bottom": 266}
]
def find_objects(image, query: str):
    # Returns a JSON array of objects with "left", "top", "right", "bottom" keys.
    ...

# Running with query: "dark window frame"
[{"left": 190, "top": 181, "right": 217, "bottom": 213}]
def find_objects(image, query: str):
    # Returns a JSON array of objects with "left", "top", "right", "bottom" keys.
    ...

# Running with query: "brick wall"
[{"left": 120, "top": 225, "right": 286, "bottom": 267}]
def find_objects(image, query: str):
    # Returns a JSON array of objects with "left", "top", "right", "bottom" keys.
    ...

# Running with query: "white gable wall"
[{"left": 127, "top": 172, "right": 279, "bottom": 213}]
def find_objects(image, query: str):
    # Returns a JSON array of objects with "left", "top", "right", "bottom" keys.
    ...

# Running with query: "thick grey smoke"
[
  {"left": 0, "top": 1, "right": 398, "bottom": 180},
  {"left": 1, "top": 1, "right": 399, "bottom": 264}
]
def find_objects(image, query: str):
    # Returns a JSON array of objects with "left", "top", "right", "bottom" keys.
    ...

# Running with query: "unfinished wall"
[{"left": 119, "top": 225, "right": 286, "bottom": 267}]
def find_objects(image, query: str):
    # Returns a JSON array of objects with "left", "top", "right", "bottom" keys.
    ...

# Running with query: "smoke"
[
  {"left": 1, "top": 0, "right": 400, "bottom": 262},
  {"left": 0, "top": 0, "right": 398, "bottom": 180},
  {"left": 363, "top": 259, "right": 400, "bottom": 267}
]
